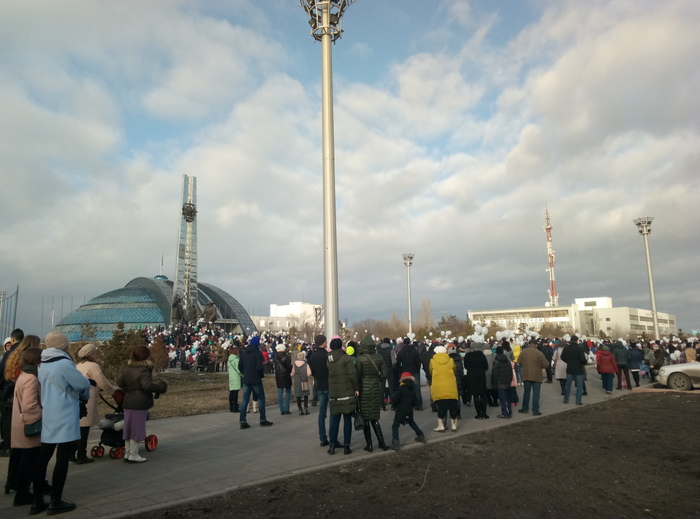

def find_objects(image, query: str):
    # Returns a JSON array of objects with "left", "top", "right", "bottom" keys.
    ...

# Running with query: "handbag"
[
  {"left": 18, "top": 399, "right": 42, "bottom": 437},
  {"left": 353, "top": 396, "right": 365, "bottom": 431}
]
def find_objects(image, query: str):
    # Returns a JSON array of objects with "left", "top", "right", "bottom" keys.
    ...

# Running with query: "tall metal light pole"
[
  {"left": 402, "top": 253, "right": 415, "bottom": 334},
  {"left": 634, "top": 217, "right": 660, "bottom": 339},
  {"left": 300, "top": 0, "right": 355, "bottom": 338}
]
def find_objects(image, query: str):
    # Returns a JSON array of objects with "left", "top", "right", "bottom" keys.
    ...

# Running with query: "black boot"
[
  {"left": 363, "top": 424, "right": 373, "bottom": 452},
  {"left": 371, "top": 421, "right": 389, "bottom": 451},
  {"left": 304, "top": 396, "right": 309, "bottom": 415},
  {"left": 297, "top": 398, "right": 304, "bottom": 415},
  {"left": 30, "top": 491, "right": 47, "bottom": 515}
]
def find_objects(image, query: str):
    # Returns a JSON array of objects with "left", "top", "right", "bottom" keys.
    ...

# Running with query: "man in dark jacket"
[
  {"left": 611, "top": 341, "right": 632, "bottom": 390},
  {"left": 308, "top": 335, "right": 330, "bottom": 446},
  {"left": 238, "top": 336, "right": 273, "bottom": 429},
  {"left": 539, "top": 339, "right": 554, "bottom": 383},
  {"left": 397, "top": 339, "right": 423, "bottom": 410},
  {"left": 376, "top": 338, "right": 395, "bottom": 409},
  {"left": 561, "top": 336, "right": 587, "bottom": 405}
]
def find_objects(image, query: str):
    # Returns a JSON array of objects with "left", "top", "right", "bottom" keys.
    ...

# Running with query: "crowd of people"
[
  {"left": 0, "top": 329, "right": 167, "bottom": 515},
  {"left": 2, "top": 322, "right": 697, "bottom": 514}
]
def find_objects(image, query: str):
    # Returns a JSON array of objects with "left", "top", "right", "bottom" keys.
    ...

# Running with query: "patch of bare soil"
[{"left": 131, "top": 393, "right": 700, "bottom": 519}]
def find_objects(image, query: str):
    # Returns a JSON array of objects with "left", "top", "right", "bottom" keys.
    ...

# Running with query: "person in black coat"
[
  {"left": 397, "top": 340, "right": 423, "bottom": 410},
  {"left": 390, "top": 372, "right": 426, "bottom": 450},
  {"left": 491, "top": 347, "right": 514, "bottom": 419},
  {"left": 560, "top": 336, "right": 587, "bottom": 405},
  {"left": 238, "top": 337, "right": 273, "bottom": 429},
  {"left": 539, "top": 340, "right": 554, "bottom": 383},
  {"left": 463, "top": 346, "right": 490, "bottom": 419}
]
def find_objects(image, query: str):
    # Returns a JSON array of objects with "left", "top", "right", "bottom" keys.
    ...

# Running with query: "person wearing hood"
[
  {"left": 397, "top": 338, "right": 423, "bottom": 411},
  {"left": 227, "top": 345, "right": 242, "bottom": 412},
  {"left": 463, "top": 344, "right": 490, "bottom": 419},
  {"left": 32, "top": 332, "right": 91, "bottom": 515},
  {"left": 390, "top": 372, "right": 426, "bottom": 450},
  {"left": 595, "top": 344, "right": 618, "bottom": 394},
  {"left": 628, "top": 342, "right": 643, "bottom": 387},
  {"left": 491, "top": 346, "right": 514, "bottom": 419},
  {"left": 238, "top": 337, "right": 273, "bottom": 429},
  {"left": 118, "top": 345, "right": 168, "bottom": 464},
  {"left": 273, "top": 344, "right": 292, "bottom": 415},
  {"left": 357, "top": 335, "right": 389, "bottom": 452},
  {"left": 327, "top": 338, "right": 359, "bottom": 455},
  {"left": 73, "top": 343, "right": 119, "bottom": 464},
  {"left": 429, "top": 345, "right": 459, "bottom": 432}
]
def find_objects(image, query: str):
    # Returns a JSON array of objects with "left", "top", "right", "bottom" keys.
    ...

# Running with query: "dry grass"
[{"left": 97, "top": 370, "right": 280, "bottom": 420}]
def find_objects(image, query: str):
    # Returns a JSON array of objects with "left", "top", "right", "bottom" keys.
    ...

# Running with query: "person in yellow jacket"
[{"left": 429, "top": 345, "right": 459, "bottom": 432}]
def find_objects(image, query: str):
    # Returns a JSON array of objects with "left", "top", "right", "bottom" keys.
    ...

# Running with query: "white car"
[{"left": 657, "top": 362, "right": 700, "bottom": 391}]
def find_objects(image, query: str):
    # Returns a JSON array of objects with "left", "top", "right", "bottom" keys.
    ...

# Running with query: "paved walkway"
[{"left": 1, "top": 367, "right": 646, "bottom": 518}]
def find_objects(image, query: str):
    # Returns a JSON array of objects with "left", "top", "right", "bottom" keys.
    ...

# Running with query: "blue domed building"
[{"left": 55, "top": 276, "right": 257, "bottom": 341}]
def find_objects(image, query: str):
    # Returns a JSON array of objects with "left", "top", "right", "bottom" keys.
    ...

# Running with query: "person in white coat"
[
  {"left": 73, "top": 343, "right": 119, "bottom": 464},
  {"left": 31, "top": 332, "right": 90, "bottom": 516}
]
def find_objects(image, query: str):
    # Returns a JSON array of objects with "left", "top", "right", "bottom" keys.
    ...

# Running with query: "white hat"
[
  {"left": 434, "top": 346, "right": 447, "bottom": 354},
  {"left": 3, "top": 337, "right": 11, "bottom": 345},
  {"left": 275, "top": 344, "right": 286, "bottom": 352}
]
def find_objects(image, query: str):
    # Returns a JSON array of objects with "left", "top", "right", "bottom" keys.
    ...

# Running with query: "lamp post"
[
  {"left": 300, "top": 0, "right": 355, "bottom": 338},
  {"left": 402, "top": 253, "right": 415, "bottom": 334},
  {"left": 634, "top": 217, "right": 660, "bottom": 339}
]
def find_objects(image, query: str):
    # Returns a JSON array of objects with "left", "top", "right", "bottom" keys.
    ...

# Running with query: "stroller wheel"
[
  {"left": 145, "top": 434, "right": 158, "bottom": 452},
  {"left": 91, "top": 446, "right": 100, "bottom": 458},
  {"left": 109, "top": 447, "right": 120, "bottom": 459},
  {"left": 97, "top": 446, "right": 105, "bottom": 458},
  {"left": 115, "top": 446, "right": 126, "bottom": 459}
]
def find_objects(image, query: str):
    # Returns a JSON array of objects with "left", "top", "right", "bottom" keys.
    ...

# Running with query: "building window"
[
  {"left": 584, "top": 301, "right": 596, "bottom": 307},
  {"left": 605, "top": 318, "right": 610, "bottom": 321}
]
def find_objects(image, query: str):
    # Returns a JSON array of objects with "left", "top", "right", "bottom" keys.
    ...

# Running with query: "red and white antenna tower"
[{"left": 544, "top": 208, "right": 559, "bottom": 306}]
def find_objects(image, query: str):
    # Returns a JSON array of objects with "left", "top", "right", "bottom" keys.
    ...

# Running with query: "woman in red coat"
[{"left": 595, "top": 344, "right": 618, "bottom": 394}]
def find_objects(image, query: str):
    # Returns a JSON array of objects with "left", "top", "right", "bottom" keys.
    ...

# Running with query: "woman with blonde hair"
[{"left": 73, "top": 344, "right": 119, "bottom": 464}]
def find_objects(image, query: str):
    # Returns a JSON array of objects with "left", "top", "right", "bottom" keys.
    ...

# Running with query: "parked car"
[{"left": 657, "top": 362, "right": 700, "bottom": 391}]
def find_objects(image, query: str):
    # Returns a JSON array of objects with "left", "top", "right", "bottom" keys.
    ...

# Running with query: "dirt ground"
[{"left": 131, "top": 392, "right": 700, "bottom": 519}]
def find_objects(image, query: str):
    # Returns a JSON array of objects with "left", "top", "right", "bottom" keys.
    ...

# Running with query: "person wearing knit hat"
[
  {"left": 429, "top": 345, "right": 460, "bottom": 432},
  {"left": 291, "top": 351, "right": 312, "bottom": 415},
  {"left": 33, "top": 332, "right": 91, "bottom": 515},
  {"left": 118, "top": 346, "right": 168, "bottom": 464},
  {"left": 308, "top": 335, "right": 330, "bottom": 445},
  {"left": 389, "top": 372, "right": 426, "bottom": 450},
  {"left": 74, "top": 344, "right": 119, "bottom": 464},
  {"left": 274, "top": 343, "right": 293, "bottom": 416},
  {"left": 238, "top": 334, "right": 273, "bottom": 429},
  {"left": 326, "top": 336, "right": 359, "bottom": 455},
  {"left": 396, "top": 338, "right": 423, "bottom": 411}
]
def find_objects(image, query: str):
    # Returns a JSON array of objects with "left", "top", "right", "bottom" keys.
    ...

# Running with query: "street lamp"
[
  {"left": 402, "top": 253, "right": 415, "bottom": 334},
  {"left": 634, "top": 217, "right": 660, "bottom": 339},
  {"left": 300, "top": 0, "right": 356, "bottom": 338}
]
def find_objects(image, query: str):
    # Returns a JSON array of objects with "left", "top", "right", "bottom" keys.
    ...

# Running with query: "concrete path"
[{"left": 0, "top": 367, "right": 647, "bottom": 519}]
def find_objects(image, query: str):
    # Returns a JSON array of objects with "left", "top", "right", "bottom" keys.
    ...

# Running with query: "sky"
[{"left": 1, "top": 0, "right": 698, "bottom": 338}]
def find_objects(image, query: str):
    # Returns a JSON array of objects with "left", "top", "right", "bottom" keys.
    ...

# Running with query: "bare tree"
[{"left": 418, "top": 299, "right": 434, "bottom": 330}]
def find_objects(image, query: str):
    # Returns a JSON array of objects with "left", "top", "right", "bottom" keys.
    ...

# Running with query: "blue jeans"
[
  {"left": 521, "top": 381, "right": 541, "bottom": 413},
  {"left": 564, "top": 374, "right": 585, "bottom": 404},
  {"left": 497, "top": 388, "right": 512, "bottom": 417},
  {"left": 329, "top": 413, "right": 352, "bottom": 447},
  {"left": 317, "top": 390, "right": 329, "bottom": 443},
  {"left": 601, "top": 373, "right": 614, "bottom": 392},
  {"left": 277, "top": 387, "right": 291, "bottom": 413},
  {"left": 240, "top": 383, "right": 267, "bottom": 423}
]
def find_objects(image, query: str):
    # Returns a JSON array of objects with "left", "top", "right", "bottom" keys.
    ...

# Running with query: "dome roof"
[{"left": 55, "top": 277, "right": 256, "bottom": 341}]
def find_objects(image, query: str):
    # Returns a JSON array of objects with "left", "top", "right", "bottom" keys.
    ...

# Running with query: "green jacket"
[
  {"left": 357, "top": 339, "right": 388, "bottom": 421},
  {"left": 328, "top": 349, "right": 359, "bottom": 415}
]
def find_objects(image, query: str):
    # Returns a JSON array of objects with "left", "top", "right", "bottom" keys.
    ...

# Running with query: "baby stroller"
[{"left": 92, "top": 391, "right": 159, "bottom": 460}]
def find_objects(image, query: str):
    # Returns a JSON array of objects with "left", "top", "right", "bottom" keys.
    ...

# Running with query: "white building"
[
  {"left": 250, "top": 302, "right": 323, "bottom": 334},
  {"left": 468, "top": 297, "right": 676, "bottom": 339}
]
